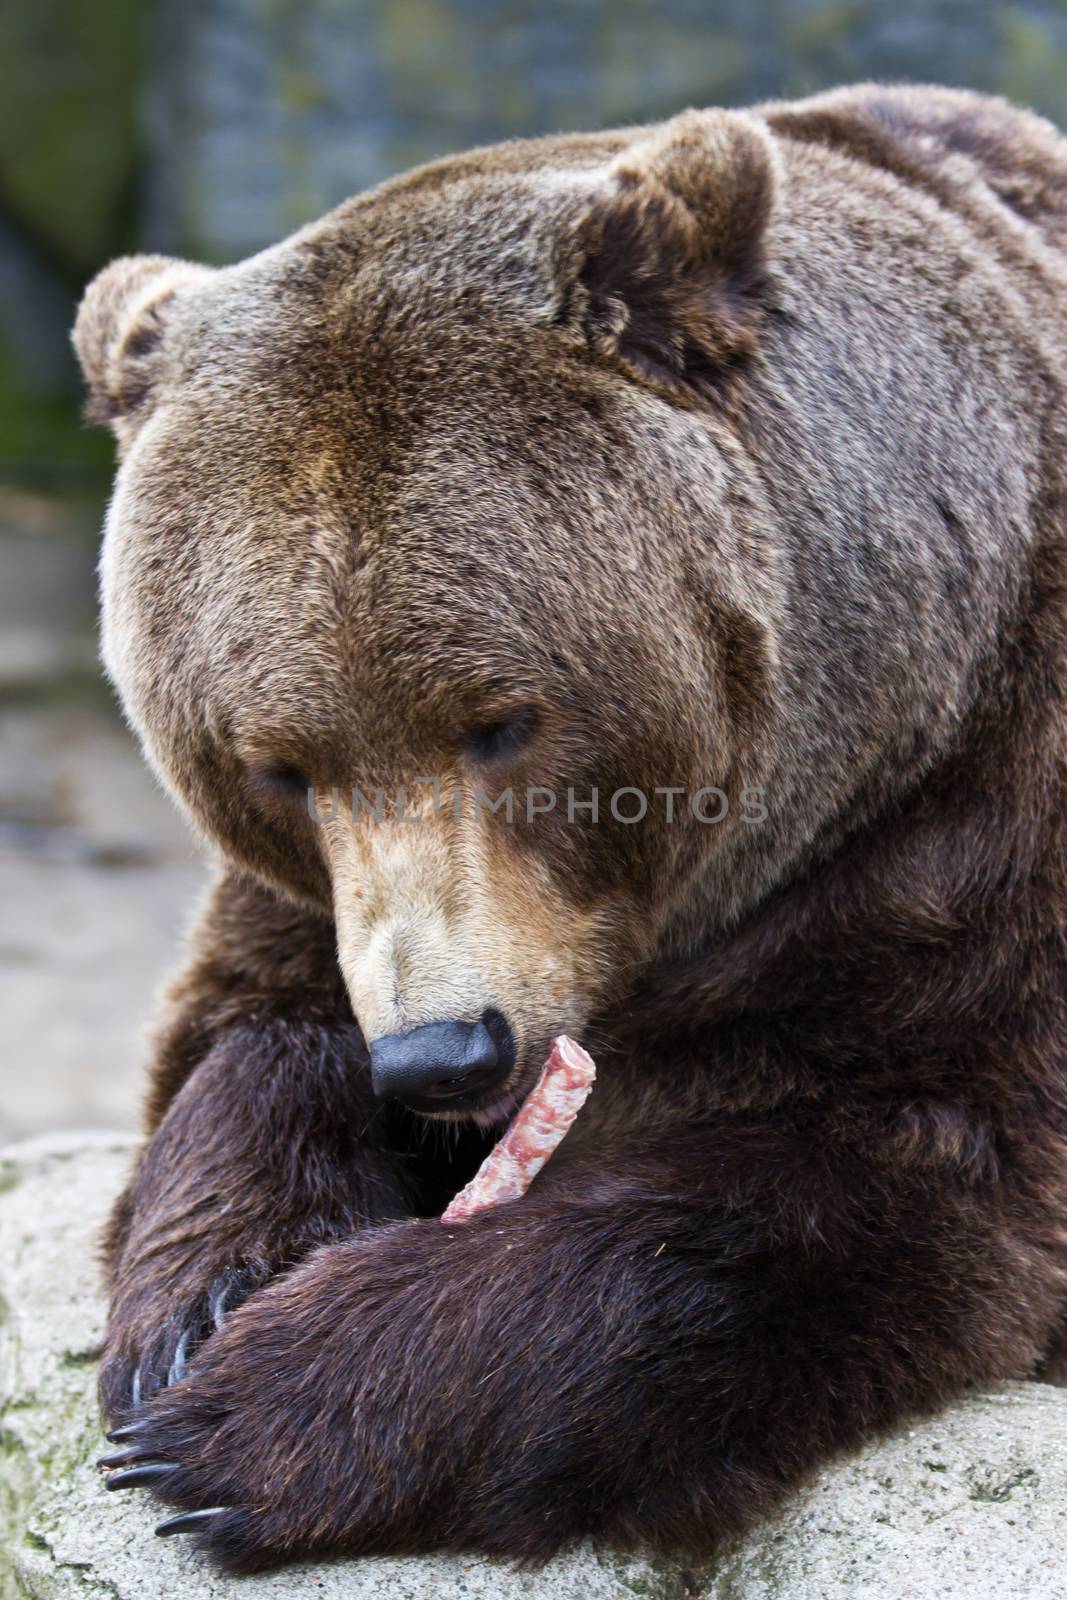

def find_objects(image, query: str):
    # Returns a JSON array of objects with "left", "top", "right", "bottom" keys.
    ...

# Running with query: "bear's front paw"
[
  {"left": 97, "top": 1239, "right": 447, "bottom": 1572},
  {"left": 101, "top": 1262, "right": 266, "bottom": 1421},
  {"left": 97, "top": 1215, "right": 620, "bottom": 1570},
  {"left": 99, "top": 1316, "right": 324, "bottom": 1570}
]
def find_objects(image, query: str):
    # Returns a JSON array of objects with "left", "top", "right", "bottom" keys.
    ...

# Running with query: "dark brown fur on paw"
[{"left": 98, "top": 1006, "right": 421, "bottom": 1426}]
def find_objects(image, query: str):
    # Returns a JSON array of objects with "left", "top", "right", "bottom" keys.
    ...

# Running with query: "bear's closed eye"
[
  {"left": 465, "top": 705, "right": 540, "bottom": 764},
  {"left": 252, "top": 764, "right": 309, "bottom": 800}
]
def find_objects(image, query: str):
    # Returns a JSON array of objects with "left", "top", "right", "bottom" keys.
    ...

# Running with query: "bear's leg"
[
  {"left": 101, "top": 1113, "right": 1064, "bottom": 1570},
  {"left": 99, "top": 871, "right": 421, "bottom": 1420}
]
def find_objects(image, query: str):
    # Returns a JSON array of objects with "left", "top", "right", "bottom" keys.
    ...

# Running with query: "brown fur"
[{"left": 75, "top": 84, "right": 1067, "bottom": 1572}]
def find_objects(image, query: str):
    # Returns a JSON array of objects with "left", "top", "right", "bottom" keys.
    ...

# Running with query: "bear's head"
[{"left": 71, "top": 110, "right": 811, "bottom": 1116}]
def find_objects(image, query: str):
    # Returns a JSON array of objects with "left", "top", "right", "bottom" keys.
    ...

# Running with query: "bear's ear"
[
  {"left": 557, "top": 110, "right": 780, "bottom": 400},
  {"left": 72, "top": 254, "right": 210, "bottom": 434}
]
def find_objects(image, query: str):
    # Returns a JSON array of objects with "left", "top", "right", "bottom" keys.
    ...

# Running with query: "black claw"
[
  {"left": 209, "top": 1277, "right": 236, "bottom": 1331},
  {"left": 168, "top": 1327, "right": 192, "bottom": 1387},
  {"left": 155, "top": 1507, "right": 228, "bottom": 1537},
  {"left": 97, "top": 1446, "right": 152, "bottom": 1469},
  {"left": 106, "top": 1463, "right": 180, "bottom": 1491},
  {"left": 106, "top": 1421, "right": 150, "bottom": 1443}
]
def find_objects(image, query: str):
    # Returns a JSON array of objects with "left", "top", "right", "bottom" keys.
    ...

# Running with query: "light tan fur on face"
[{"left": 320, "top": 776, "right": 615, "bottom": 1084}]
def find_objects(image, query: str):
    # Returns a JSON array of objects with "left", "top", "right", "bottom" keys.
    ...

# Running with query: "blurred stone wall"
[
  {"left": 140, "top": 0, "right": 1067, "bottom": 262},
  {"left": 0, "top": 1, "right": 139, "bottom": 482},
  {"left": 4, "top": 0, "right": 1067, "bottom": 484}
]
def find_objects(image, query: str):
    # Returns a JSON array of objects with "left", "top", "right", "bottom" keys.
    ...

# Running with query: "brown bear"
[{"left": 74, "top": 83, "right": 1067, "bottom": 1574}]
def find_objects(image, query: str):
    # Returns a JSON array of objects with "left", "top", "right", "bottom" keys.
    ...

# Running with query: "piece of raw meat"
[{"left": 441, "top": 1034, "right": 596, "bottom": 1221}]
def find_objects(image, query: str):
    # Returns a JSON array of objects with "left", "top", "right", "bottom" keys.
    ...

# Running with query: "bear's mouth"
[
  {"left": 469, "top": 1088, "right": 526, "bottom": 1131},
  {"left": 418, "top": 1052, "right": 542, "bottom": 1131},
  {"left": 421, "top": 1072, "right": 530, "bottom": 1130}
]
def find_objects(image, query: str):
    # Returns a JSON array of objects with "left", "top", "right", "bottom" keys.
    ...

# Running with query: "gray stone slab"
[{"left": 3, "top": 1134, "right": 1067, "bottom": 1599}]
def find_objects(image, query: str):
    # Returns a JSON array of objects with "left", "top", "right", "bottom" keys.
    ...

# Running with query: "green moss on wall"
[{"left": 0, "top": 0, "right": 141, "bottom": 273}]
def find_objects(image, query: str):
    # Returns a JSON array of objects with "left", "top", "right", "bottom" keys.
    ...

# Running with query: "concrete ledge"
[{"left": 2, "top": 1134, "right": 1066, "bottom": 1599}]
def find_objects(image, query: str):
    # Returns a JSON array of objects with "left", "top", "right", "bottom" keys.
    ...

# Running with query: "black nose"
[{"left": 369, "top": 1014, "right": 512, "bottom": 1110}]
